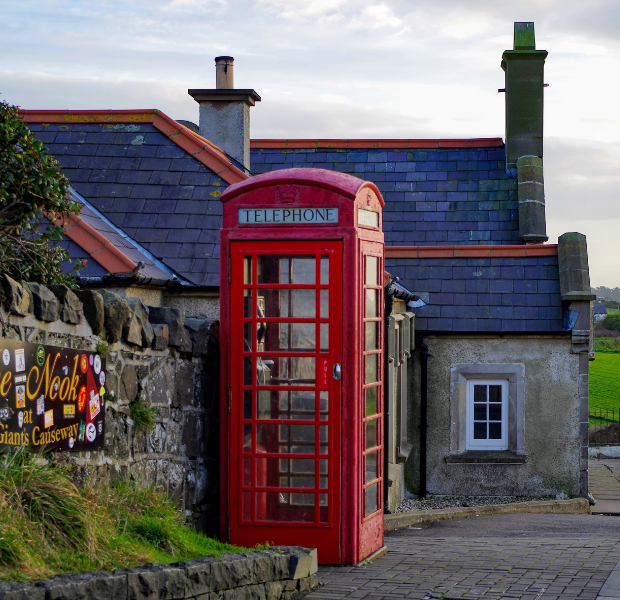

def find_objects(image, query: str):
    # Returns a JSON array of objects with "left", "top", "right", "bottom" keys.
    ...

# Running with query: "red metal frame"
[{"left": 220, "top": 168, "right": 385, "bottom": 565}]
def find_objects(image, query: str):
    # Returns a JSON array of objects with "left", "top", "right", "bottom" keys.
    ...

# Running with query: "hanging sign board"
[
  {"left": 0, "top": 340, "right": 105, "bottom": 452},
  {"left": 239, "top": 207, "right": 339, "bottom": 225}
]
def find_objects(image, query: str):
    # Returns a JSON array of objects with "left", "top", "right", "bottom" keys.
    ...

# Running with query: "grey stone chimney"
[
  {"left": 188, "top": 57, "right": 260, "bottom": 171},
  {"left": 502, "top": 23, "right": 549, "bottom": 243},
  {"left": 501, "top": 22, "right": 547, "bottom": 168}
]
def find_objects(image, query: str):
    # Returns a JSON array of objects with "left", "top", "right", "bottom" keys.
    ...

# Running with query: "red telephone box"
[{"left": 220, "top": 168, "right": 385, "bottom": 565}]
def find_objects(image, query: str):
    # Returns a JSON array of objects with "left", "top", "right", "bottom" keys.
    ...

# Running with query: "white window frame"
[{"left": 466, "top": 379, "right": 508, "bottom": 451}]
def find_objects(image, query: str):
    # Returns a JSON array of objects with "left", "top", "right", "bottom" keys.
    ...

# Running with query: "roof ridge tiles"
[
  {"left": 20, "top": 109, "right": 249, "bottom": 185},
  {"left": 250, "top": 138, "right": 504, "bottom": 150}
]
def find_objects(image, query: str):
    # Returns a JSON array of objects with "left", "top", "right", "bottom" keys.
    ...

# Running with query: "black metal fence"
[{"left": 590, "top": 410, "right": 620, "bottom": 446}]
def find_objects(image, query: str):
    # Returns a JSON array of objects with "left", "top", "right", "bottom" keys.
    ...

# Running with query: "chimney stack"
[
  {"left": 188, "top": 57, "right": 260, "bottom": 171},
  {"left": 215, "top": 56, "right": 234, "bottom": 89},
  {"left": 501, "top": 22, "right": 548, "bottom": 168},
  {"left": 502, "top": 22, "right": 549, "bottom": 243}
]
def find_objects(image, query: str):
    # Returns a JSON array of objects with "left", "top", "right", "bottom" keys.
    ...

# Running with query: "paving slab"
[
  {"left": 590, "top": 458, "right": 620, "bottom": 515},
  {"left": 304, "top": 514, "right": 620, "bottom": 600}
]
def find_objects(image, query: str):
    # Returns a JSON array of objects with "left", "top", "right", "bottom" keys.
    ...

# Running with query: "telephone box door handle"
[{"left": 333, "top": 364, "right": 342, "bottom": 380}]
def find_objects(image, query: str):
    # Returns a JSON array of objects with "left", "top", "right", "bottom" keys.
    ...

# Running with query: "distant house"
[
  {"left": 21, "top": 22, "right": 595, "bottom": 520},
  {"left": 594, "top": 302, "right": 608, "bottom": 322}
]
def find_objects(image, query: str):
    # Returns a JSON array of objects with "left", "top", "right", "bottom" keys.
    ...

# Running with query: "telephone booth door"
[
  {"left": 228, "top": 241, "right": 342, "bottom": 563},
  {"left": 220, "top": 168, "right": 385, "bottom": 565}
]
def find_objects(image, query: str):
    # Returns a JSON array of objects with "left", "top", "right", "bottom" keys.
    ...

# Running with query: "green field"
[{"left": 590, "top": 352, "right": 620, "bottom": 411}]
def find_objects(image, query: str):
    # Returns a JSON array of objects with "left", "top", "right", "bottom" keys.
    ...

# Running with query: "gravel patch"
[{"left": 395, "top": 495, "right": 557, "bottom": 513}]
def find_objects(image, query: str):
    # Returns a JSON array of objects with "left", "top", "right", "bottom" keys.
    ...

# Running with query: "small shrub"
[
  {"left": 96, "top": 339, "right": 109, "bottom": 357},
  {"left": 131, "top": 398, "right": 157, "bottom": 429},
  {"left": 601, "top": 314, "right": 620, "bottom": 333}
]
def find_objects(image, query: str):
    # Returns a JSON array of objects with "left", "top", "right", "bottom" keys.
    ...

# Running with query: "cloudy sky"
[{"left": 2, "top": 0, "right": 619, "bottom": 287}]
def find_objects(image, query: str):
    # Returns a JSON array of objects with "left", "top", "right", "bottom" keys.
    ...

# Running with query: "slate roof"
[
  {"left": 593, "top": 302, "right": 608, "bottom": 315},
  {"left": 250, "top": 141, "right": 519, "bottom": 245},
  {"left": 24, "top": 110, "right": 248, "bottom": 287},
  {"left": 386, "top": 250, "right": 563, "bottom": 332},
  {"left": 54, "top": 189, "right": 179, "bottom": 283}
]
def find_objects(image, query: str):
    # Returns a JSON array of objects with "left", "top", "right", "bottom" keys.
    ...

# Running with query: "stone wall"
[
  {"left": 0, "top": 275, "right": 220, "bottom": 535},
  {"left": 0, "top": 546, "right": 319, "bottom": 600}
]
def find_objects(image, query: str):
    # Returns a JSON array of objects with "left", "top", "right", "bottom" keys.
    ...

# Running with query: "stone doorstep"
[
  {"left": 0, "top": 547, "right": 319, "bottom": 600},
  {"left": 384, "top": 498, "right": 591, "bottom": 532}
]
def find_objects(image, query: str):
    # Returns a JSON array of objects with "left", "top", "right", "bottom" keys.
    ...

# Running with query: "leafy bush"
[
  {"left": 0, "top": 101, "right": 81, "bottom": 285},
  {"left": 601, "top": 313, "right": 620, "bottom": 333}
]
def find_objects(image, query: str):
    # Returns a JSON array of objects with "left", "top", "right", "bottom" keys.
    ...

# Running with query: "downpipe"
[{"left": 417, "top": 334, "right": 428, "bottom": 499}]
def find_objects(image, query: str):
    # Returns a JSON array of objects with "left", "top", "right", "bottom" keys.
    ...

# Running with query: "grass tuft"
[
  {"left": 0, "top": 449, "right": 248, "bottom": 581},
  {"left": 130, "top": 398, "right": 157, "bottom": 429}
]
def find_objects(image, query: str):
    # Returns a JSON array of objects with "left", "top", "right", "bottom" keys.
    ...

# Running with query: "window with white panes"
[{"left": 466, "top": 380, "right": 508, "bottom": 450}]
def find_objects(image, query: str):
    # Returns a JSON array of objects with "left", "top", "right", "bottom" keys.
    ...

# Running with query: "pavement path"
[
  {"left": 304, "top": 514, "right": 620, "bottom": 600},
  {"left": 590, "top": 458, "right": 620, "bottom": 515}
]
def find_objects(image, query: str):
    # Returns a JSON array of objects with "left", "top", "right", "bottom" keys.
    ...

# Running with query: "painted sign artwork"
[{"left": 0, "top": 339, "right": 105, "bottom": 452}]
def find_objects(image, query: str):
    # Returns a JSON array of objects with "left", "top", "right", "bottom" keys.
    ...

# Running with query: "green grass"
[
  {"left": 594, "top": 337, "right": 620, "bottom": 353},
  {"left": 0, "top": 448, "right": 250, "bottom": 581},
  {"left": 590, "top": 352, "right": 620, "bottom": 411}
]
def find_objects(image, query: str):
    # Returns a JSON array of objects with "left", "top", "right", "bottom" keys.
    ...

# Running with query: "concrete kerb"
[{"left": 384, "top": 498, "right": 590, "bottom": 531}]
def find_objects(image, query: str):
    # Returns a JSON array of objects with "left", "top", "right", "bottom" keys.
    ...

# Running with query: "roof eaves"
[
  {"left": 385, "top": 244, "right": 558, "bottom": 259},
  {"left": 19, "top": 109, "right": 249, "bottom": 186},
  {"left": 48, "top": 209, "right": 138, "bottom": 275}
]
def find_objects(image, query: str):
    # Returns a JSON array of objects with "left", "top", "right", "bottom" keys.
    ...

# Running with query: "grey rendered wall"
[{"left": 408, "top": 335, "right": 580, "bottom": 497}]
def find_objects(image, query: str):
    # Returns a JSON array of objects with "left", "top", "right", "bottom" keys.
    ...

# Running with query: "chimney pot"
[{"left": 215, "top": 56, "right": 234, "bottom": 89}]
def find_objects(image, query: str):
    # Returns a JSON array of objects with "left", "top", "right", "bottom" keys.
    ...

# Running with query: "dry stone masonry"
[{"left": 0, "top": 274, "right": 220, "bottom": 533}]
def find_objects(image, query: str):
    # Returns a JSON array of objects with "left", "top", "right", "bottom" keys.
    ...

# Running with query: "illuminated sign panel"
[{"left": 239, "top": 207, "right": 339, "bottom": 225}]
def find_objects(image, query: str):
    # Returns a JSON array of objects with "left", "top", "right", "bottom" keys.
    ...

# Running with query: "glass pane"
[
  {"left": 258, "top": 390, "right": 315, "bottom": 420},
  {"left": 268, "top": 357, "right": 315, "bottom": 386},
  {"left": 489, "top": 423, "right": 502, "bottom": 439},
  {"left": 244, "top": 356, "right": 253, "bottom": 385},
  {"left": 244, "top": 323, "right": 253, "bottom": 352},
  {"left": 489, "top": 385, "right": 502, "bottom": 403},
  {"left": 366, "top": 256, "right": 378, "bottom": 286},
  {"left": 320, "top": 290, "right": 329, "bottom": 318},
  {"left": 256, "top": 492, "right": 315, "bottom": 522},
  {"left": 320, "top": 494, "right": 328, "bottom": 522},
  {"left": 263, "top": 322, "right": 315, "bottom": 352},
  {"left": 321, "top": 256, "right": 329, "bottom": 284},
  {"left": 365, "top": 386, "right": 377, "bottom": 416},
  {"left": 244, "top": 390, "right": 252, "bottom": 419},
  {"left": 256, "top": 458, "right": 315, "bottom": 487},
  {"left": 320, "top": 391, "right": 328, "bottom": 420},
  {"left": 489, "top": 404, "right": 502, "bottom": 421},
  {"left": 258, "top": 256, "right": 315, "bottom": 284},
  {"left": 243, "top": 491, "right": 252, "bottom": 521},
  {"left": 320, "top": 324, "right": 329, "bottom": 352},
  {"left": 473, "top": 404, "right": 487, "bottom": 420},
  {"left": 474, "top": 385, "right": 486, "bottom": 403},
  {"left": 256, "top": 424, "right": 315, "bottom": 454},
  {"left": 244, "top": 290, "right": 253, "bottom": 317},
  {"left": 473, "top": 422, "right": 486, "bottom": 439},
  {"left": 320, "top": 425, "right": 328, "bottom": 454},
  {"left": 243, "top": 458, "right": 251, "bottom": 486},
  {"left": 244, "top": 424, "right": 252, "bottom": 450},
  {"left": 365, "top": 484, "right": 378, "bottom": 516},
  {"left": 244, "top": 256, "right": 252, "bottom": 284},
  {"left": 365, "top": 419, "right": 378, "bottom": 449},
  {"left": 365, "top": 321, "right": 378, "bottom": 351},
  {"left": 365, "top": 289, "right": 378, "bottom": 318},
  {"left": 366, "top": 451, "right": 378, "bottom": 483},
  {"left": 365, "top": 354, "right": 378, "bottom": 384},
  {"left": 262, "top": 290, "right": 315, "bottom": 318}
]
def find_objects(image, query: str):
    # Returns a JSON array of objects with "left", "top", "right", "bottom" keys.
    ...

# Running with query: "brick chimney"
[
  {"left": 188, "top": 57, "right": 260, "bottom": 171},
  {"left": 502, "top": 23, "right": 549, "bottom": 243}
]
